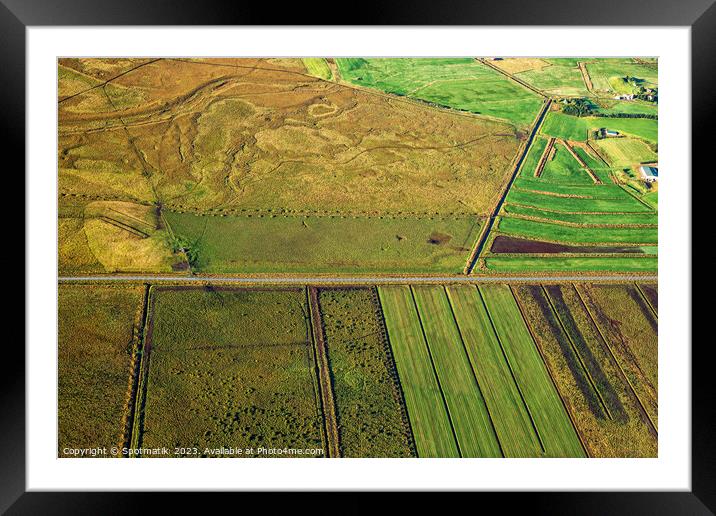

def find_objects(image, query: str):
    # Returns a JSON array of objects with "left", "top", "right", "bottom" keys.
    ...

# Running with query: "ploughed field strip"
[
  {"left": 58, "top": 281, "right": 657, "bottom": 458},
  {"left": 378, "top": 284, "right": 584, "bottom": 457},
  {"left": 513, "top": 284, "right": 657, "bottom": 456}
]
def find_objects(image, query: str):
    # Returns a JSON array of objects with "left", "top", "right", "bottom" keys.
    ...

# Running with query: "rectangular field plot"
[
  {"left": 576, "top": 284, "right": 658, "bottom": 426},
  {"left": 335, "top": 58, "right": 544, "bottom": 127},
  {"left": 58, "top": 285, "right": 145, "bottom": 457},
  {"left": 318, "top": 288, "right": 414, "bottom": 457},
  {"left": 446, "top": 286, "right": 543, "bottom": 456},
  {"left": 496, "top": 217, "right": 657, "bottom": 245},
  {"left": 503, "top": 203, "right": 658, "bottom": 226},
  {"left": 412, "top": 286, "right": 501, "bottom": 457},
  {"left": 506, "top": 188, "right": 652, "bottom": 213},
  {"left": 479, "top": 285, "right": 585, "bottom": 457},
  {"left": 139, "top": 288, "right": 324, "bottom": 456},
  {"left": 592, "top": 138, "right": 657, "bottom": 167},
  {"left": 378, "top": 286, "right": 459, "bottom": 457},
  {"left": 165, "top": 211, "right": 481, "bottom": 274},
  {"left": 484, "top": 255, "right": 657, "bottom": 273},
  {"left": 539, "top": 142, "right": 595, "bottom": 185},
  {"left": 513, "top": 285, "right": 657, "bottom": 457}
]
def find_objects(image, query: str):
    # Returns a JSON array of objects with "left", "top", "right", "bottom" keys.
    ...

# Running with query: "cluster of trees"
[{"left": 561, "top": 97, "right": 596, "bottom": 117}]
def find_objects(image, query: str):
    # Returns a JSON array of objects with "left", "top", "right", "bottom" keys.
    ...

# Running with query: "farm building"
[
  {"left": 600, "top": 128, "right": 620, "bottom": 138},
  {"left": 639, "top": 165, "right": 658, "bottom": 182}
]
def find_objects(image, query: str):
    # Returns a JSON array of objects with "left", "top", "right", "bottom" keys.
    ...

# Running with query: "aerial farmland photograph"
[{"left": 58, "top": 57, "right": 658, "bottom": 458}]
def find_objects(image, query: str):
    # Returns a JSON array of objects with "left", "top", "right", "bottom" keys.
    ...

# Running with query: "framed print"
[{"left": 8, "top": 0, "right": 714, "bottom": 512}]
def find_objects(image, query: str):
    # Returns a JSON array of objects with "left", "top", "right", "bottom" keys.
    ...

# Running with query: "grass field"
[
  {"left": 506, "top": 188, "right": 652, "bottom": 212},
  {"left": 412, "top": 286, "right": 501, "bottom": 457},
  {"left": 540, "top": 142, "right": 594, "bottom": 184},
  {"left": 515, "top": 61, "right": 590, "bottom": 96},
  {"left": 519, "top": 135, "right": 549, "bottom": 177},
  {"left": 503, "top": 203, "right": 658, "bottom": 226},
  {"left": 512, "top": 177, "right": 625, "bottom": 198},
  {"left": 378, "top": 286, "right": 459, "bottom": 457},
  {"left": 585, "top": 60, "right": 658, "bottom": 95},
  {"left": 164, "top": 211, "right": 482, "bottom": 273},
  {"left": 140, "top": 288, "right": 324, "bottom": 456},
  {"left": 60, "top": 58, "right": 520, "bottom": 220},
  {"left": 541, "top": 112, "right": 657, "bottom": 145},
  {"left": 335, "top": 58, "right": 544, "bottom": 126},
  {"left": 302, "top": 58, "right": 332, "bottom": 80},
  {"left": 479, "top": 285, "right": 585, "bottom": 457},
  {"left": 592, "top": 138, "right": 658, "bottom": 167},
  {"left": 514, "top": 285, "right": 657, "bottom": 457},
  {"left": 318, "top": 288, "right": 414, "bottom": 457},
  {"left": 58, "top": 285, "right": 144, "bottom": 456},
  {"left": 497, "top": 217, "right": 657, "bottom": 244},
  {"left": 484, "top": 255, "right": 657, "bottom": 272},
  {"left": 446, "top": 286, "right": 543, "bottom": 456},
  {"left": 540, "top": 111, "right": 589, "bottom": 141}
]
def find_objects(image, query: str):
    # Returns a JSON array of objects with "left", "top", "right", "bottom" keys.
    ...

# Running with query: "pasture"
[
  {"left": 140, "top": 288, "right": 324, "bottom": 456},
  {"left": 378, "top": 286, "right": 460, "bottom": 457},
  {"left": 318, "top": 288, "right": 414, "bottom": 457},
  {"left": 58, "top": 285, "right": 145, "bottom": 456},
  {"left": 335, "top": 58, "right": 544, "bottom": 126},
  {"left": 163, "top": 211, "right": 482, "bottom": 273},
  {"left": 592, "top": 138, "right": 658, "bottom": 167},
  {"left": 412, "top": 286, "right": 501, "bottom": 457}
]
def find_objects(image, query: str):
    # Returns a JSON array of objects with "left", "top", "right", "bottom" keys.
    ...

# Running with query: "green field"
[
  {"left": 592, "top": 138, "right": 658, "bottom": 167},
  {"left": 484, "top": 255, "right": 657, "bottom": 272},
  {"left": 540, "top": 111, "right": 589, "bottom": 141},
  {"left": 318, "top": 288, "right": 414, "bottom": 457},
  {"left": 593, "top": 100, "right": 658, "bottom": 117},
  {"left": 164, "top": 211, "right": 481, "bottom": 273},
  {"left": 541, "top": 111, "right": 657, "bottom": 145},
  {"left": 378, "top": 286, "right": 459, "bottom": 457},
  {"left": 519, "top": 135, "right": 549, "bottom": 177},
  {"left": 503, "top": 203, "right": 658, "bottom": 226},
  {"left": 446, "top": 286, "right": 543, "bottom": 456},
  {"left": 513, "top": 177, "right": 625, "bottom": 198},
  {"left": 540, "top": 142, "right": 595, "bottom": 184},
  {"left": 412, "top": 286, "right": 501, "bottom": 457},
  {"left": 336, "top": 58, "right": 544, "bottom": 126},
  {"left": 140, "top": 288, "right": 324, "bottom": 456},
  {"left": 302, "top": 58, "right": 332, "bottom": 80},
  {"left": 516, "top": 62, "right": 590, "bottom": 96},
  {"left": 479, "top": 285, "right": 585, "bottom": 457},
  {"left": 58, "top": 285, "right": 144, "bottom": 456},
  {"left": 497, "top": 216, "right": 657, "bottom": 244},
  {"left": 585, "top": 60, "right": 658, "bottom": 95},
  {"left": 506, "top": 188, "right": 652, "bottom": 213}
]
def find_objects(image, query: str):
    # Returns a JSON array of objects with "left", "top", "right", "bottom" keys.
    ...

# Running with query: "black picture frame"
[{"left": 6, "top": 0, "right": 713, "bottom": 512}]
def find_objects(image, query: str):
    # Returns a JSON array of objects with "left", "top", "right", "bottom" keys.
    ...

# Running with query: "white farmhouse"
[{"left": 639, "top": 165, "right": 658, "bottom": 183}]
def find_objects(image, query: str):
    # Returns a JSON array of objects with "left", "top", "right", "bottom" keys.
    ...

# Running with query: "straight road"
[
  {"left": 465, "top": 98, "right": 553, "bottom": 274},
  {"left": 58, "top": 275, "right": 657, "bottom": 285}
]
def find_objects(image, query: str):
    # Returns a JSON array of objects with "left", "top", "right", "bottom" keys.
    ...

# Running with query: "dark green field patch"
[
  {"left": 318, "top": 288, "right": 414, "bottom": 457},
  {"left": 141, "top": 288, "right": 324, "bottom": 456}
]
